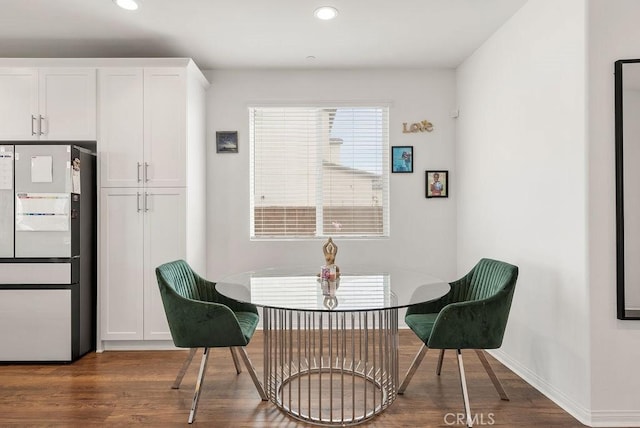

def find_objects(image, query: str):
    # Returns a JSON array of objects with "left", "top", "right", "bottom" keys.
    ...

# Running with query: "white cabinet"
[
  {"left": 98, "top": 60, "right": 208, "bottom": 348},
  {"left": 0, "top": 68, "right": 96, "bottom": 140},
  {"left": 99, "top": 68, "right": 187, "bottom": 188},
  {"left": 100, "top": 188, "right": 186, "bottom": 341},
  {"left": 143, "top": 188, "right": 186, "bottom": 340},
  {"left": 99, "top": 188, "right": 144, "bottom": 340},
  {"left": 98, "top": 69, "right": 144, "bottom": 188},
  {"left": 0, "top": 69, "right": 36, "bottom": 140},
  {"left": 144, "top": 68, "right": 188, "bottom": 188}
]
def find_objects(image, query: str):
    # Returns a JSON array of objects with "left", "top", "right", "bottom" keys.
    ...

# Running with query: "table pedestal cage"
[{"left": 262, "top": 307, "right": 399, "bottom": 426}]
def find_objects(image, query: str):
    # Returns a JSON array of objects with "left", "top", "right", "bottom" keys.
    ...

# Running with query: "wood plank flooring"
[{"left": 0, "top": 331, "right": 586, "bottom": 427}]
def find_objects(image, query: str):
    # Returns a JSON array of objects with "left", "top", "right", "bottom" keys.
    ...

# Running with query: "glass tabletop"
[{"left": 215, "top": 265, "right": 451, "bottom": 312}]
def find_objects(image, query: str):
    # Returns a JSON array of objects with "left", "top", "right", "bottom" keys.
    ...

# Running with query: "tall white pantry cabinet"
[{"left": 98, "top": 61, "right": 208, "bottom": 349}]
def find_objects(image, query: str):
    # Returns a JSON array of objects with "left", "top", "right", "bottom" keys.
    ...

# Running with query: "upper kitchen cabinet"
[
  {"left": 98, "top": 68, "right": 144, "bottom": 188},
  {"left": 0, "top": 69, "right": 36, "bottom": 140},
  {"left": 0, "top": 68, "right": 96, "bottom": 141},
  {"left": 99, "top": 66, "right": 203, "bottom": 188}
]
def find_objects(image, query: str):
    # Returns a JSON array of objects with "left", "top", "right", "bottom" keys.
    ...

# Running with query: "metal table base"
[{"left": 263, "top": 307, "right": 399, "bottom": 426}]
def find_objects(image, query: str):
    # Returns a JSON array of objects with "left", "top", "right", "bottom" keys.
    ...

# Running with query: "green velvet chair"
[
  {"left": 398, "top": 258, "right": 518, "bottom": 428},
  {"left": 155, "top": 260, "right": 267, "bottom": 424}
]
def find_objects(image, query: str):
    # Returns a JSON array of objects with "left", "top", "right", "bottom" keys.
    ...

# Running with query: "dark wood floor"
[{"left": 0, "top": 331, "right": 585, "bottom": 427}]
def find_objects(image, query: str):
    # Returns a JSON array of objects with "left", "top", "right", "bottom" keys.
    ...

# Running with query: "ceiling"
[{"left": 0, "top": 0, "right": 527, "bottom": 70}]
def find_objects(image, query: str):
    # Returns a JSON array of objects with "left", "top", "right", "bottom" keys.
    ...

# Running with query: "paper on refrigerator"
[
  {"left": 31, "top": 156, "right": 53, "bottom": 183},
  {"left": 15, "top": 193, "right": 70, "bottom": 232},
  {"left": 0, "top": 152, "right": 12, "bottom": 190}
]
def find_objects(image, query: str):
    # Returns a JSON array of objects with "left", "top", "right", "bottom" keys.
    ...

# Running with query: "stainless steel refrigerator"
[{"left": 0, "top": 144, "right": 96, "bottom": 362}]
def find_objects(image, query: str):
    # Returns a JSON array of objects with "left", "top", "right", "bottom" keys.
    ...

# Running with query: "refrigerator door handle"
[
  {"left": 144, "top": 192, "right": 149, "bottom": 212},
  {"left": 137, "top": 162, "right": 142, "bottom": 182},
  {"left": 31, "top": 115, "right": 38, "bottom": 136},
  {"left": 136, "top": 192, "right": 141, "bottom": 212}
]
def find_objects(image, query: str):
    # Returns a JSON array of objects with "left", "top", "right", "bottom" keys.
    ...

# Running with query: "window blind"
[{"left": 250, "top": 106, "right": 389, "bottom": 239}]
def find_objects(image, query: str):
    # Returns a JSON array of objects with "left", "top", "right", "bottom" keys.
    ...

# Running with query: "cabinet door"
[
  {"left": 99, "top": 69, "right": 144, "bottom": 188},
  {"left": 0, "top": 68, "right": 38, "bottom": 140},
  {"left": 100, "top": 188, "right": 144, "bottom": 340},
  {"left": 143, "top": 68, "right": 187, "bottom": 187},
  {"left": 39, "top": 68, "right": 96, "bottom": 141},
  {"left": 143, "top": 188, "right": 186, "bottom": 340}
]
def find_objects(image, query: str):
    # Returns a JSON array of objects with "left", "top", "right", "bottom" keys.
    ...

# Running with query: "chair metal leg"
[
  {"left": 398, "top": 343, "right": 429, "bottom": 394},
  {"left": 474, "top": 350, "right": 509, "bottom": 401},
  {"left": 436, "top": 349, "right": 445, "bottom": 375},
  {"left": 230, "top": 347, "right": 242, "bottom": 374},
  {"left": 188, "top": 348, "right": 210, "bottom": 424},
  {"left": 237, "top": 347, "right": 268, "bottom": 401},
  {"left": 456, "top": 349, "right": 473, "bottom": 428},
  {"left": 172, "top": 348, "right": 198, "bottom": 390}
]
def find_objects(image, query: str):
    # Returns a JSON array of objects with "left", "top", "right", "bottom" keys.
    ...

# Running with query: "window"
[{"left": 250, "top": 106, "right": 389, "bottom": 239}]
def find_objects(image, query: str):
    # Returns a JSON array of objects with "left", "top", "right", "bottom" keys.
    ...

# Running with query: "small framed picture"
[
  {"left": 216, "top": 131, "right": 239, "bottom": 153},
  {"left": 426, "top": 170, "right": 448, "bottom": 198},
  {"left": 391, "top": 146, "right": 413, "bottom": 173}
]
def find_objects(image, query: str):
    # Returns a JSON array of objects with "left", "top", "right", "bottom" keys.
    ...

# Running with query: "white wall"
[
  {"left": 588, "top": 0, "right": 640, "bottom": 425},
  {"left": 456, "top": 0, "right": 591, "bottom": 423},
  {"left": 205, "top": 69, "right": 457, "bottom": 308}
]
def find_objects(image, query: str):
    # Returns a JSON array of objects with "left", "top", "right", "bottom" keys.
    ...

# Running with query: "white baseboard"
[
  {"left": 489, "top": 349, "right": 640, "bottom": 427},
  {"left": 488, "top": 349, "right": 591, "bottom": 426},
  {"left": 100, "top": 340, "right": 177, "bottom": 351},
  {"left": 589, "top": 410, "right": 640, "bottom": 427}
]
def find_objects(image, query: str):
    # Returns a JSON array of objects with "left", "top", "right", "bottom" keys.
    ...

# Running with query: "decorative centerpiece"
[
  {"left": 321, "top": 237, "right": 340, "bottom": 279},
  {"left": 319, "top": 238, "right": 340, "bottom": 303}
]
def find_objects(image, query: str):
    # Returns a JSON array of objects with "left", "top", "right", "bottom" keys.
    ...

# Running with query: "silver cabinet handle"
[
  {"left": 137, "top": 162, "right": 142, "bottom": 182},
  {"left": 144, "top": 162, "right": 149, "bottom": 182},
  {"left": 136, "top": 192, "right": 141, "bottom": 212},
  {"left": 144, "top": 192, "right": 149, "bottom": 212},
  {"left": 39, "top": 115, "right": 46, "bottom": 136},
  {"left": 31, "top": 115, "right": 37, "bottom": 136}
]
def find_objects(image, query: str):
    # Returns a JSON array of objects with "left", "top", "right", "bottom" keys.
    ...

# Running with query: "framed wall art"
[
  {"left": 425, "top": 170, "right": 448, "bottom": 198},
  {"left": 391, "top": 146, "right": 413, "bottom": 173},
  {"left": 216, "top": 131, "right": 239, "bottom": 153}
]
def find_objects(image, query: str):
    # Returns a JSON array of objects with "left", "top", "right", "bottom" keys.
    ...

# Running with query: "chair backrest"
[
  {"left": 425, "top": 258, "right": 518, "bottom": 349},
  {"left": 450, "top": 258, "right": 518, "bottom": 303},
  {"left": 156, "top": 259, "right": 201, "bottom": 301}
]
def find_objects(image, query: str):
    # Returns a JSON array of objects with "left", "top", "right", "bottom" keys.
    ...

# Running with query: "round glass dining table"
[{"left": 215, "top": 265, "right": 450, "bottom": 426}]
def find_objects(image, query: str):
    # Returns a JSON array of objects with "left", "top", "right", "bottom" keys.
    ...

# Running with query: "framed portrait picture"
[
  {"left": 426, "top": 170, "right": 448, "bottom": 198},
  {"left": 391, "top": 146, "right": 413, "bottom": 173},
  {"left": 216, "top": 131, "right": 239, "bottom": 153}
]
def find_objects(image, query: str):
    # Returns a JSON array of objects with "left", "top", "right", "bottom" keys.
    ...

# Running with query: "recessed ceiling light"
[
  {"left": 314, "top": 6, "right": 338, "bottom": 20},
  {"left": 113, "top": 0, "right": 139, "bottom": 11}
]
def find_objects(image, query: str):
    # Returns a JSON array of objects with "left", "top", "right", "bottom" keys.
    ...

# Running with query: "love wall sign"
[{"left": 402, "top": 120, "right": 434, "bottom": 133}]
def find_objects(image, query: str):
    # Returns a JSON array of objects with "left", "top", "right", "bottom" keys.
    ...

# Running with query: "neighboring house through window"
[{"left": 249, "top": 106, "right": 389, "bottom": 239}]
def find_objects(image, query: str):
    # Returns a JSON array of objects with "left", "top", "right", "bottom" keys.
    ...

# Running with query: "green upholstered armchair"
[
  {"left": 398, "top": 258, "right": 518, "bottom": 428},
  {"left": 156, "top": 260, "right": 267, "bottom": 424}
]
